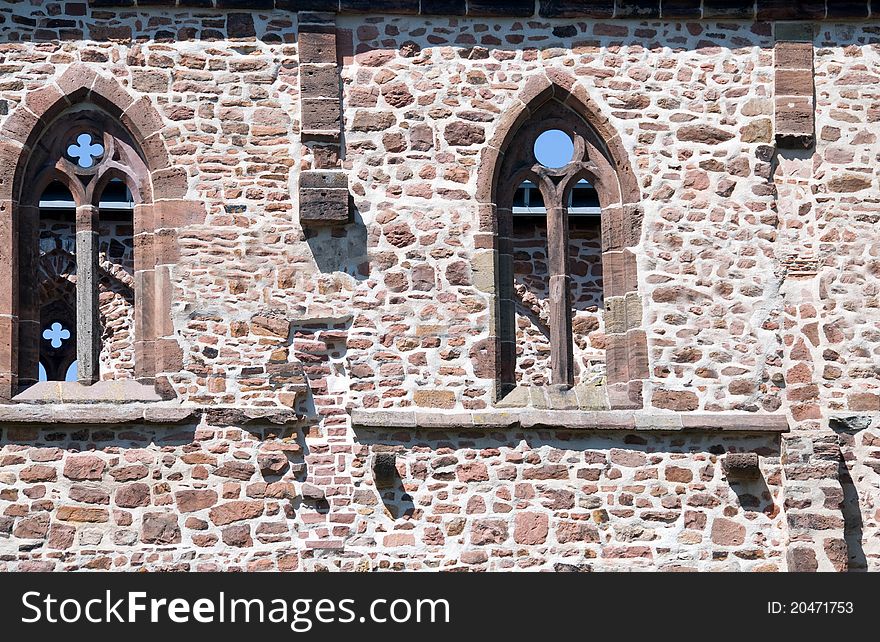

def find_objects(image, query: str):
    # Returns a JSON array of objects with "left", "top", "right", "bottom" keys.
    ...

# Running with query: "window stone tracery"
[{"left": 19, "top": 110, "right": 146, "bottom": 387}]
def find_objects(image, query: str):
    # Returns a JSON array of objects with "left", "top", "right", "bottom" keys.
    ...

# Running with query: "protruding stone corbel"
[
  {"left": 722, "top": 452, "right": 761, "bottom": 479},
  {"left": 298, "top": 12, "right": 350, "bottom": 227},
  {"left": 774, "top": 23, "right": 815, "bottom": 148},
  {"left": 372, "top": 452, "right": 399, "bottom": 488},
  {"left": 299, "top": 169, "right": 351, "bottom": 225}
]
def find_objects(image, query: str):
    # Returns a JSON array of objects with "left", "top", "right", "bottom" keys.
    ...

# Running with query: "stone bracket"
[
  {"left": 299, "top": 169, "right": 351, "bottom": 225},
  {"left": 372, "top": 451, "right": 398, "bottom": 487},
  {"left": 722, "top": 452, "right": 761, "bottom": 478},
  {"left": 774, "top": 24, "right": 815, "bottom": 148}
]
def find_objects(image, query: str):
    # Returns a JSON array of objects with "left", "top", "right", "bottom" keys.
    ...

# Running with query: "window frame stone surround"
[
  {"left": 473, "top": 71, "right": 648, "bottom": 411},
  {"left": 0, "top": 64, "right": 206, "bottom": 401}
]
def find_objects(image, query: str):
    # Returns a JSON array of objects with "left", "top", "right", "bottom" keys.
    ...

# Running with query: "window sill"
[
  {"left": 350, "top": 409, "right": 789, "bottom": 433},
  {"left": 2, "top": 380, "right": 307, "bottom": 427},
  {"left": 13, "top": 380, "right": 163, "bottom": 404},
  {"left": 495, "top": 383, "right": 609, "bottom": 410}
]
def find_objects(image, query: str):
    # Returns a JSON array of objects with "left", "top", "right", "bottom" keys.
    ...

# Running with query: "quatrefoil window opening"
[
  {"left": 67, "top": 132, "right": 105, "bottom": 169},
  {"left": 42, "top": 322, "right": 71, "bottom": 348}
]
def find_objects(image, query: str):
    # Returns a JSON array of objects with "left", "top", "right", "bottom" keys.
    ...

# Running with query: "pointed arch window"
[
  {"left": 475, "top": 79, "right": 648, "bottom": 410},
  {"left": 15, "top": 110, "right": 145, "bottom": 389},
  {"left": 0, "top": 67, "right": 205, "bottom": 402}
]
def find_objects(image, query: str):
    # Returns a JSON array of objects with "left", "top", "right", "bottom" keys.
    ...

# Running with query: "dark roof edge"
[{"left": 86, "top": 1, "right": 875, "bottom": 22}]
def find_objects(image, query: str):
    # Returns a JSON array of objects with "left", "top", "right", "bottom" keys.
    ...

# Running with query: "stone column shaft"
[
  {"left": 75, "top": 204, "right": 100, "bottom": 384},
  {"left": 546, "top": 205, "right": 573, "bottom": 387}
]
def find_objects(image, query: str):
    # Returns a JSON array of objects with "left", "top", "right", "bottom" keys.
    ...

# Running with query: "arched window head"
[
  {"left": 495, "top": 99, "right": 623, "bottom": 215},
  {"left": 24, "top": 106, "right": 150, "bottom": 210}
]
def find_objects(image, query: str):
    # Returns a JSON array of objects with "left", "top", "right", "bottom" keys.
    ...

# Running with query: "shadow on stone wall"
[
  {"left": 345, "top": 428, "right": 786, "bottom": 570},
  {"left": 728, "top": 472, "right": 774, "bottom": 516},
  {"left": 838, "top": 460, "right": 867, "bottom": 571},
  {"left": 304, "top": 208, "right": 368, "bottom": 279},
  {"left": 830, "top": 416, "right": 872, "bottom": 572}
]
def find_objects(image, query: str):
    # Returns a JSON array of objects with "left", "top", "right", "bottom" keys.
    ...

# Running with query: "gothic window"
[
  {"left": 0, "top": 65, "right": 204, "bottom": 402},
  {"left": 17, "top": 109, "right": 145, "bottom": 390},
  {"left": 477, "top": 78, "right": 648, "bottom": 409}
]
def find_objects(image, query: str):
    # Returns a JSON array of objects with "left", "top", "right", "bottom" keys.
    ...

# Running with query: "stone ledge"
[
  {"left": 0, "top": 404, "right": 306, "bottom": 426},
  {"left": 350, "top": 409, "right": 789, "bottom": 432},
  {"left": 0, "top": 403, "right": 196, "bottom": 425},
  {"left": 299, "top": 170, "right": 350, "bottom": 225}
]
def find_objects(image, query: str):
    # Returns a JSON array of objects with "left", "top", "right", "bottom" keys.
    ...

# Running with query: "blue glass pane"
[
  {"left": 65, "top": 361, "right": 78, "bottom": 382},
  {"left": 38, "top": 363, "right": 47, "bottom": 382},
  {"left": 534, "top": 130, "right": 574, "bottom": 169}
]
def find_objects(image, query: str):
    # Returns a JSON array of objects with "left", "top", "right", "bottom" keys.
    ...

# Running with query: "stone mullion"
[
  {"left": 16, "top": 205, "right": 40, "bottom": 390},
  {"left": 75, "top": 203, "right": 100, "bottom": 384},
  {"left": 546, "top": 204, "right": 573, "bottom": 387}
]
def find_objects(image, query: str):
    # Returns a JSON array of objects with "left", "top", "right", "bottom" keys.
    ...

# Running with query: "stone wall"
[
  {"left": 0, "top": 421, "right": 784, "bottom": 572},
  {"left": 0, "top": 3, "right": 878, "bottom": 571},
  {"left": 97, "top": 215, "right": 136, "bottom": 379}
]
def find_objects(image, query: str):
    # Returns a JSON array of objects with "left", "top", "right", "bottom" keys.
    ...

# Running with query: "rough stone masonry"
[{"left": 0, "top": 0, "right": 878, "bottom": 572}]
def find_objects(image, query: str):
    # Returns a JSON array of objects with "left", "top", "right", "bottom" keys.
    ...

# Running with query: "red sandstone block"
[
  {"left": 121, "top": 96, "right": 164, "bottom": 144},
  {"left": 340, "top": 1, "right": 419, "bottom": 14},
  {"left": 775, "top": 96, "right": 813, "bottom": 134},
  {"left": 775, "top": 41, "right": 813, "bottom": 70},
  {"left": 55, "top": 64, "right": 97, "bottom": 101},
  {"left": 24, "top": 84, "right": 66, "bottom": 121},
  {"left": 154, "top": 199, "right": 206, "bottom": 229},
  {"left": 299, "top": 30, "right": 337, "bottom": 65},
  {"left": 91, "top": 71, "right": 135, "bottom": 114},
  {"left": 776, "top": 68, "right": 814, "bottom": 96},
  {"left": 421, "top": 0, "right": 466, "bottom": 15},
  {"left": 301, "top": 97, "right": 341, "bottom": 134},
  {"left": 383, "top": 533, "right": 416, "bottom": 546},
  {"left": 0, "top": 107, "right": 40, "bottom": 146},
  {"left": 467, "top": 0, "right": 533, "bottom": 16},
  {"left": 848, "top": 393, "right": 880, "bottom": 411},
  {"left": 757, "top": 0, "right": 824, "bottom": 20},
  {"left": 300, "top": 63, "right": 340, "bottom": 98},
  {"left": 150, "top": 167, "right": 188, "bottom": 200}
]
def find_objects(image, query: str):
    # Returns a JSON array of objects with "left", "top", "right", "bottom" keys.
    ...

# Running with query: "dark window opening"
[
  {"left": 512, "top": 180, "right": 599, "bottom": 217},
  {"left": 38, "top": 181, "right": 77, "bottom": 382}
]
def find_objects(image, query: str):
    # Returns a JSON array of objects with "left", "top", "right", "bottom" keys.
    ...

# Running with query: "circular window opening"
[{"left": 534, "top": 129, "right": 574, "bottom": 169}]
